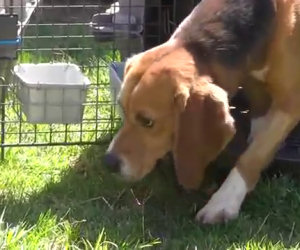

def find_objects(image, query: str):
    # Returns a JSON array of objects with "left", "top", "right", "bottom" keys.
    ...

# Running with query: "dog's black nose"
[{"left": 103, "top": 152, "right": 121, "bottom": 173}]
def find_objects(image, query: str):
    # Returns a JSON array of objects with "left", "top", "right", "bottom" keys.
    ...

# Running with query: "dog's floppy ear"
[{"left": 173, "top": 79, "right": 236, "bottom": 190}]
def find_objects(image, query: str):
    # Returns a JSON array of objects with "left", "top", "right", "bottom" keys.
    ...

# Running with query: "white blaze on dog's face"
[
  {"left": 106, "top": 65, "right": 178, "bottom": 181},
  {"left": 105, "top": 47, "right": 196, "bottom": 181}
]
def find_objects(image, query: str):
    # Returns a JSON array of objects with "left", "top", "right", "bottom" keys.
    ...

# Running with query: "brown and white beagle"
[{"left": 105, "top": 0, "right": 300, "bottom": 224}]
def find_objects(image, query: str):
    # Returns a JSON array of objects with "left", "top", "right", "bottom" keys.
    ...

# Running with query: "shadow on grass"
[{"left": 1, "top": 142, "right": 300, "bottom": 249}]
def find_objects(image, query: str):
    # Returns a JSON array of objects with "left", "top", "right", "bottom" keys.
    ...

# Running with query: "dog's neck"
[
  {"left": 168, "top": 0, "right": 277, "bottom": 97},
  {"left": 159, "top": 42, "right": 242, "bottom": 98}
]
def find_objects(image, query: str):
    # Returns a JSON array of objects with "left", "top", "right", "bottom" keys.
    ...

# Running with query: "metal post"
[
  {"left": 0, "top": 60, "right": 14, "bottom": 160},
  {"left": 0, "top": 77, "right": 6, "bottom": 160},
  {"left": 0, "top": 70, "right": 7, "bottom": 160}
]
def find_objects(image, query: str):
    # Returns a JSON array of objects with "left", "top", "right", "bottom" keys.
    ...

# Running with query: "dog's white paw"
[
  {"left": 195, "top": 168, "right": 248, "bottom": 224},
  {"left": 195, "top": 197, "right": 240, "bottom": 224}
]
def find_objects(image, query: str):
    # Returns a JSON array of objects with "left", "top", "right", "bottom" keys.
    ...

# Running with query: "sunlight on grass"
[{"left": 0, "top": 141, "right": 299, "bottom": 249}]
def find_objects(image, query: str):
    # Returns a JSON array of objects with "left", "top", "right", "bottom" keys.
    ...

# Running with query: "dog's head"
[{"left": 105, "top": 46, "right": 235, "bottom": 190}]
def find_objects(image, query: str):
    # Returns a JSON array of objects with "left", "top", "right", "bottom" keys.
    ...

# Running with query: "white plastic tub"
[{"left": 14, "top": 63, "right": 91, "bottom": 124}]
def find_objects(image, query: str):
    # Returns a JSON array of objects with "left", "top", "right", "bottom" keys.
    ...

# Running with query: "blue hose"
[{"left": 0, "top": 37, "right": 22, "bottom": 46}]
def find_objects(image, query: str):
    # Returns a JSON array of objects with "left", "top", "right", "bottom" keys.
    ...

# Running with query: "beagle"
[{"left": 105, "top": 0, "right": 300, "bottom": 224}]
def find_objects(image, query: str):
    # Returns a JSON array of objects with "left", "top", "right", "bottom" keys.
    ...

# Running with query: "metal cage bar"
[{"left": 0, "top": 0, "right": 178, "bottom": 158}]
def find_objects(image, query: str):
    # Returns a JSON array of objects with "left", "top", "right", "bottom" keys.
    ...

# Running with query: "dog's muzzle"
[{"left": 103, "top": 152, "right": 121, "bottom": 173}]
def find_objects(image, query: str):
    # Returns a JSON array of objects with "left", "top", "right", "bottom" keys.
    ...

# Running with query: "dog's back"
[{"left": 172, "top": 0, "right": 276, "bottom": 70}]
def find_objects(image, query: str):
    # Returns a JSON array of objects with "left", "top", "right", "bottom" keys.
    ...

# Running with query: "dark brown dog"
[{"left": 105, "top": 0, "right": 300, "bottom": 224}]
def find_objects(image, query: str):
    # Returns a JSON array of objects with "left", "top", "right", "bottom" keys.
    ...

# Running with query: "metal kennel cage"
[
  {"left": 0, "top": 0, "right": 299, "bottom": 165},
  {"left": 0, "top": 0, "right": 195, "bottom": 159}
]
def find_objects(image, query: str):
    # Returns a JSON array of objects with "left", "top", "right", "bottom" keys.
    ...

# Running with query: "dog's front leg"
[{"left": 196, "top": 106, "right": 298, "bottom": 224}]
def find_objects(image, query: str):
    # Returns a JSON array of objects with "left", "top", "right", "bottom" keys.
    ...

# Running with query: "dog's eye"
[
  {"left": 143, "top": 118, "right": 154, "bottom": 128},
  {"left": 136, "top": 114, "right": 154, "bottom": 128}
]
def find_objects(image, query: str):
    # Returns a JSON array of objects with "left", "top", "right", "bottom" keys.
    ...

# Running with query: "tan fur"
[
  {"left": 112, "top": 47, "right": 235, "bottom": 183},
  {"left": 237, "top": 0, "right": 300, "bottom": 189},
  {"left": 119, "top": 40, "right": 180, "bottom": 110},
  {"left": 174, "top": 80, "right": 235, "bottom": 189}
]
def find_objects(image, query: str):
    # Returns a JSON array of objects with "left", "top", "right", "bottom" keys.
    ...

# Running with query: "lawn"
[
  {"left": 0, "top": 32, "right": 299, "bottom": 249},
  {"left": 0, "top": 143, "right": 299, "bottom": 249}
]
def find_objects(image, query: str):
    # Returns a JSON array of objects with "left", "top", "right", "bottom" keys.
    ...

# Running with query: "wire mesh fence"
[
  {"left": 1, "top": 0, "right": 299, "bottom": 165},
  {"left": 0, "top": 0, "right": 199, "bottom": 158}
]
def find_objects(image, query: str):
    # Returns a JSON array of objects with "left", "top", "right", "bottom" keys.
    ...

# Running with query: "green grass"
[
  {"left": 0, "top": 145, "right": 299, "bottom": 249},
  {"left": 0, "top": 35, "right": 299, "bottom": 249}
]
